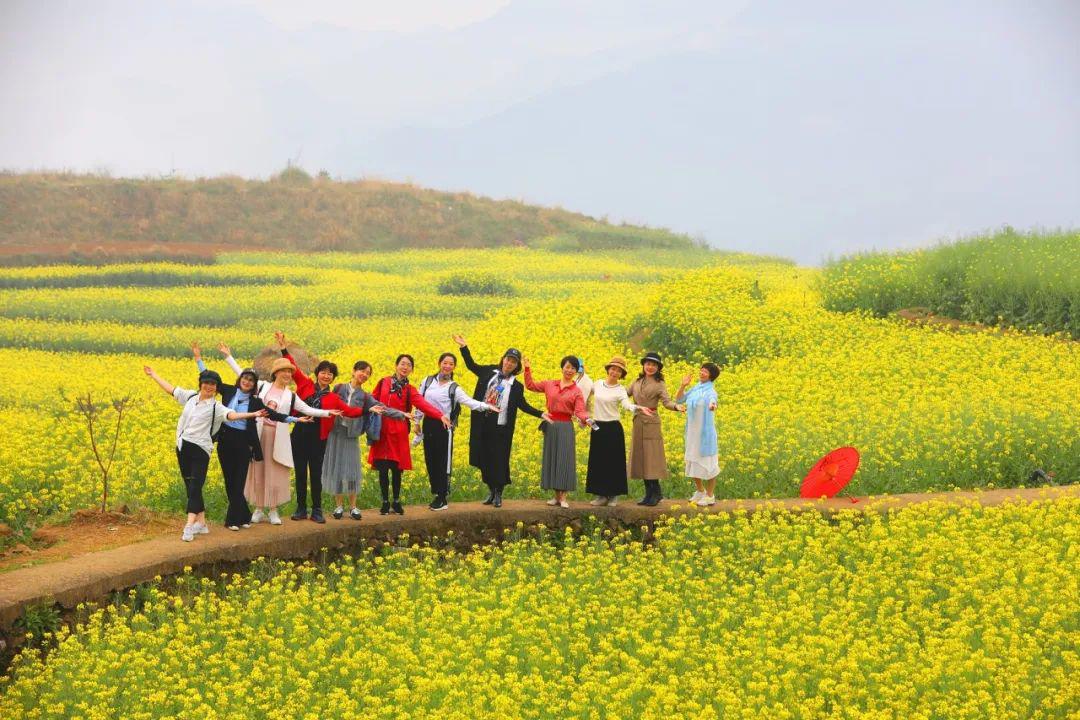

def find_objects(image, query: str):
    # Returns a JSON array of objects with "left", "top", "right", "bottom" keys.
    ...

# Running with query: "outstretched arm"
[
  {"left": 292, "top": 395, "right": 333, "bottom": 418},
  {"left": 515, "top": 388, "right": 545, "bottom": 419},
  {"left": 522, "top": 364, "right": 547, "bottom": 394},
  {"left": 255, "top": 397, "right": 299, "bottom": 424},
  {"left": 674, "top": 372, "right": 694, "bottom": 402},
  {"left": 572, "top": 388, "right": 588, "bottom": 425},
  {"left": 455, "top": 337, "right": 487, "bottom": 377},
  {"left": 143, "top": 366, "right": 176, "bottom": 396},
  {"left": 322, "top": 392, "right": 366, "bottom": 418},
  {"left": 454, "top": 386, "right": 495, "bottom": 413},
  {"left": 283, "top": 352, "right": 315, "bottom": 400},
  {"left": 658, "top": 382, "right": 681, "bottom": 412},
  {"left": 220, "top": 342, "right": 244, "bottom": 378},
  {"left": 620, "top": 390, "right": 643, "bottom": 415},
  {"left": 225, "top": 407, "right": 267, "bottom": 422},
  {"left": 408, "top": 386, "right": 452, "bottom": 428},
  {"left": 192, "top": 342, "right": 207, "bottom": 373}
]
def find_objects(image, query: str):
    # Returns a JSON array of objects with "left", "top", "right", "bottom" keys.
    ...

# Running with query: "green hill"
[{"left": 0, "top": 169, "right": 697, "bottom": 264}]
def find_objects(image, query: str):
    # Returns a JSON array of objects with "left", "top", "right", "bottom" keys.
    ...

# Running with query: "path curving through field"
[{"left": 1, "top": 485, "right": 1075, "bottom": 631}]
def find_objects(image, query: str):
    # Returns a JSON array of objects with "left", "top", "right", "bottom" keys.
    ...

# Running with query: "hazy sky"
[{"left": 2, "top": 0, "right": 1077, "bottom": 262}]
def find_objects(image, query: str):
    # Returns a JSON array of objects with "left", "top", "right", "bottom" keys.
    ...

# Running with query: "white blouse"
[
  {"left": 420, "top": 379, "right": 491, "bottom": 416},
  {"left": 591, "top": 380, "right": 637, "bottom": 422},
  {"left": 172, "top": 387, "right": 231, "bottom": 456}
]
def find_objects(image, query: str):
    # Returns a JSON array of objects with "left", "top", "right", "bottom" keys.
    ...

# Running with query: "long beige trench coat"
[{"left": 626, "top": 376, "right": 679, "bottom": 479}]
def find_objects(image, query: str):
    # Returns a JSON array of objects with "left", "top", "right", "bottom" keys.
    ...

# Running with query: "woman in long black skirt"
[{"left": 585, "top": 356, "right": 652, "bottom": 506}]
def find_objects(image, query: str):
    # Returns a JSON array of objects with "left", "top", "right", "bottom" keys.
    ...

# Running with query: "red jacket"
[
  {"left": 284, "top": 353, "right": 364, "bottom": 440},
  {"left": 367, "top": 376, "right": 443, "bottom": 470}
]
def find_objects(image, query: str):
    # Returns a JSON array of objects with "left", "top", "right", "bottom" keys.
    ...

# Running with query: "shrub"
[{"left": 436, "top": 274, "right": 516, "bottom": 297}]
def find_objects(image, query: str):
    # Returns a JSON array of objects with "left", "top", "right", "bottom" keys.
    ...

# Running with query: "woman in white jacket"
[{"left": 243, "top": 357, "right": 339, "bottom": 525}]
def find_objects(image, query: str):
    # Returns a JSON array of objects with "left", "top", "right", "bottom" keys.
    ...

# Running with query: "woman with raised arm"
[
  {"left": 584, "top": 355, "right": 653, "bottom": 507},
  {"left": 413, "top": 352, "right": 496, "bottom": 511},
  {"left": 676, "top": 362, "right": 721, "bottom": 507},
  {"left": 240, "top": 357, "right": 340, "bottom": 526},
  {"left": 368, "top": 354, "right": 451, "bottom": 515},
  {"left": 523, "top": 355, "right": 589, "bottom": 509},
  {"left": 143, "top": 365, "right": 266, "bottom": 542},
  {"left": 191, "top": 342, "right": 309, "bottom": 530},
  {"left": 627, "top": 352, "right": 682, "bottom": 507},
  {"left": 287, "top": 357, "right": 339, "bottom": 522},
  {"left": 453, "top": 335, "right": 544, "bottom": 508}
]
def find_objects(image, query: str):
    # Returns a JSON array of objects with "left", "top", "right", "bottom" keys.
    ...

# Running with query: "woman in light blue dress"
[{"left": 675, "top": 362, "right": 720, "bottom": 506}]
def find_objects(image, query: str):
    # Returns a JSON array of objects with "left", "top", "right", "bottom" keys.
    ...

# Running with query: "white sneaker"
[
  {"left": 193, "top": 522, "right": 209, "bottom": 535},
  {"left": 546, "top": 498, "right": 559, "bottom": 506},
  {"left": 241, "top": 523, "right": 252, "bottom": 529},
  {"left": 696, "top": 494, "right": 716, "bottom": 507},
  {"left": 226, "top": 525, "right": 240, "bottom": 532},
  {"left": 269, "top": 509, "right": 282, "bottom": 525},
  {"left": 607, "top": 496, "right": 618, "bottom": 507},
  {"left": 181, "top": 525, "right": 195, "bottom": 542},
  {"left": 589, "top": 496, "right": 607, "bottom": 506},
  {"left": 689, "top": 491, "right": 704, "bottom": 503},
  {"left": 250, "top": 509, "right": 266, "bottom": 524}
]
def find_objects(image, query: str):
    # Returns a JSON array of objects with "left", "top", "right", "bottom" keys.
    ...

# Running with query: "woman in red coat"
[{"left": 368, "top": 353, "right": 451, "bottom": 515}]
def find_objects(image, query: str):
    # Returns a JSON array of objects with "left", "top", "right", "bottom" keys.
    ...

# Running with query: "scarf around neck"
[{"left": 684, "top": 381, "right": 718, "bottom": 456}]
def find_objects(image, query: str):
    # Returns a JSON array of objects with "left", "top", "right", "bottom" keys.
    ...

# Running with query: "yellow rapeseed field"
[
  {"left": 0, "top": 249, "right": 1076, "bottom": 533},
  {"left": 2, "top": 499, "right": 1077, "bottom": 719}
]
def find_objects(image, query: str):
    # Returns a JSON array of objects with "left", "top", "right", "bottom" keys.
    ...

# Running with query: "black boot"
[
  {"left": 391, "top": 499, "right": 405, "bottom": 515},
  {"left": 493, "top": 489, "right": 503, "bottom": 508},
  {"left": 379, "top": 500, "right": 391, "bottom": 515},
  {"left": 482, "top": 489, "right": 495, "bottom": 505},
  {"left": 636, "top": 482, "right": 652, "bottom": 506},
  {"left": 642, "top": 480, "right": 662, "bottom": 507}
]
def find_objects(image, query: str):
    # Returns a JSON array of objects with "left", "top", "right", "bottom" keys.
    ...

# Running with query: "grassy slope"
[
  {"left": 818, "top": 228, "right": 1079, "bottom": 337},
  {"left": 0, "top": 169, "right": 696, "bottom": 261}
]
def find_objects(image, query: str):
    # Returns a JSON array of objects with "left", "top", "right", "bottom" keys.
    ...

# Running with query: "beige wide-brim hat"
[
  {"left": 269, "top": 357, "right": 294, "bottom": 378},
  {"left": 604, "top": 356, "right": 629, "bottom": 377}
]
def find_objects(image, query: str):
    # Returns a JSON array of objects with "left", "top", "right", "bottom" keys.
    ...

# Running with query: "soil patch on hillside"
[{"left": 0, "top": 509, "right": 183, "bottom": 573}]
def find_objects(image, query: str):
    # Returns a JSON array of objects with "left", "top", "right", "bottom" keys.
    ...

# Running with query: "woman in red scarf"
[{"left": 368, "top": 353, "right": 451, "bottom": 515}]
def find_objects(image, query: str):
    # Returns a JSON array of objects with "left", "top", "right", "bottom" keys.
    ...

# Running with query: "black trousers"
[
  {"left": 176, "top": 440, "right": 210, "bottom": 514},
  {"left": 217, "top": 426, "right": 253, "bottom": 527},
  {"left": 375, "top": 459, "right": 403, "bottom": 502},
  {"left": 291, "top": 424, "right": 326, "bottom": 510},
  {"left": 422, "top": 417, "right": 452, "bottom": 497}
]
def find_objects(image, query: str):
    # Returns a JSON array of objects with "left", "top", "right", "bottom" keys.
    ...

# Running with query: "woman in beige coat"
[{"left": 627, "top": 352, "right": 682, "bottom": 506}]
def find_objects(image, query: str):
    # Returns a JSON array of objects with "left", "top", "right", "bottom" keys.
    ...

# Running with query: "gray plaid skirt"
[
  {"left": 540, "top": 421, "right": 577, "bottom": 491},
  {"left": 322, "top": 422, "right": 362, "bottom": 495}
]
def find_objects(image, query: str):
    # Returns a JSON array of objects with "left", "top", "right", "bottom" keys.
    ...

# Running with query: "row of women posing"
[
  {"left": 521, "top": 348, "right": 721, "bottom": 509},
  {"left": 146, "top": 332, "right": 720, "bottom": 542}
]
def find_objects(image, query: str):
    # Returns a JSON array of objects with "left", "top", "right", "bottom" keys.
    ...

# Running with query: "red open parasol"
[{"left": 800, "top": 447, "right": 860, "bottom": 499}]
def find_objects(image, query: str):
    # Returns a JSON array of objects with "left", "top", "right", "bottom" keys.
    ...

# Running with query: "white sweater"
[{"left": 591, "top": 380, "right": 637, "bottom": 422}]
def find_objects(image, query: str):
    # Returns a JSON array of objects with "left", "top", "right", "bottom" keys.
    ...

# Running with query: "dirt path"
[
  {"left": 0, "top": 510, "right": 184, "bottom": 573},
  {"left": 1, "top": 485, "right": 1075, "bottom": 630}
]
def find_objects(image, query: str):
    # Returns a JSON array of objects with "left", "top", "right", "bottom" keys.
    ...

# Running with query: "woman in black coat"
[
  {"left": 452, "top": 335, "right": 543, "bottom": 507},
  {"left": 192, "top": 342, "right": 310, "bottom": 530}
]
